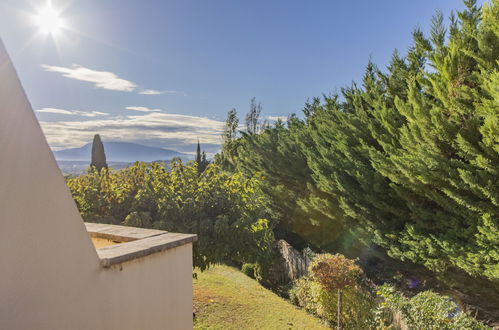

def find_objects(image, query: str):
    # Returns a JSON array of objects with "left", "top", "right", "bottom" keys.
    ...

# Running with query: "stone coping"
[{"left": 85, "top": 223, "right": 197, "bottom": 268}]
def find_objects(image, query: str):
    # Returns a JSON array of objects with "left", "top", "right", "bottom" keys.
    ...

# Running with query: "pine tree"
[
  {"left": 245, "top": 97, "right": 262, "bottom": 134},
  {"left": 90, "top": 134, "right": 107, "bottom": 173}
]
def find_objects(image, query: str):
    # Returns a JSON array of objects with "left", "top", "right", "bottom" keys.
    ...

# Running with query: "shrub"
[
  {"left": 67, "top": 160, "right": 275, "bottom": 271},
  {"left": 241, "top": 263, "right": 257, "bottom": 279},
  {"left": 289, "top": 277, "right": 319, "bottom": 313},
  {"left": 290, "top": 253, "right": 376, "bottom": 328},
  {"left": 309, "top": 253, "right": 363, "bottom": 292},
  {"left": 377, "top": 285, "right": 490, "bottom": 329}
]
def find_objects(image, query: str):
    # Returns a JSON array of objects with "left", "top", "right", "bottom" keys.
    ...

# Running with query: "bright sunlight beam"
[{"left": 33, "top": 3, "right": 64, "bottom": 35}]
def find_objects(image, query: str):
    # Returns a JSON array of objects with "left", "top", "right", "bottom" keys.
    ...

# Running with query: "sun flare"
[{"left": 34, "top": 4, "right": 64, "bottom": 35}]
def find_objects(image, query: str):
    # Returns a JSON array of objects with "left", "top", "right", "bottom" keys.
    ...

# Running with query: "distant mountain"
[{"left": 54, "top": 142, "right": 191, "bottom": 162}]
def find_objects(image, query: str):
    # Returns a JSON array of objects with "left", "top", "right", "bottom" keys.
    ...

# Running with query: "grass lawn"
[{"left": 193, "top": 265, "right": 328, "bottom": 330}]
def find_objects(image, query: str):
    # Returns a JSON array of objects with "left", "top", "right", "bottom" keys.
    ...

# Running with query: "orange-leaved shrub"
[
  {"left": 310, "top": 253, "right": 363, "bottom": 291},
  {"left": 290, "top": 253, "right": 376, "bottom": 328}
]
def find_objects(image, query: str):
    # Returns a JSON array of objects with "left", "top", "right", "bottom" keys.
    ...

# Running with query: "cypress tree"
[
  {"left": 196, "top": 140, "right": 209, "bottom": 173},
  {"left": 229, "top": 116, "right": 347, "bottom": 249},
  {"left": 196, "top": 139, "right": 202, "bottom": 164},
  {"left": 366, "top": 0, "right": 499, "bottom": 279},
  {"left": 215, "top": 0, "right": 499, "bottom": 318},
  {"left": 90, "top": 134, "right": 107, "bottom": 172},
  {"left": 201, "top": 151, "right": 207, "bottom": 165},
  {"left": 305, "top": 0, "right": 499, "bottom": 280}
]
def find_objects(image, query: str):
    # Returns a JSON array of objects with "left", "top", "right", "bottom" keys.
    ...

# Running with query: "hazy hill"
[{"left": 54, "top": 141, "right": 190, "bottom": 162}]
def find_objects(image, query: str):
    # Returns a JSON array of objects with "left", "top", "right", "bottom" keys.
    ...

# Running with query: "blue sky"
[{"left": 0, "top": 0, "right": 485, "bottom": 154}]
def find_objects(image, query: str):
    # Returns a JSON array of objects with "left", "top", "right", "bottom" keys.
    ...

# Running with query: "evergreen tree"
[
  {"left": 196, "top": 140, "right": 210, "bottom": 173},
  {"left": 201, "top": 151, "right": 207, "bottom": 165},
  {"left": 228, "top": 116, "right": 347, "bottom": 249},
  {"left": 222, "top": 108, "right": 239, "bottom": 143},
  {"left": 214, "top": 0, "right": 499, "bottom": 319},
  {"left": 196, "top": 139, "right": 202, "bottom": 164},
  {"left": 305, "top": 0, "right": 499, "bottom": 280},
  {"left": 90, "top": 134, "right": 107, "bottom": 173},
  {"left": 245, "top": 97, "right": 262, "bottom": 134},
  {"left": 367, "top": 0, "right": 499, "bottom": 279},
  {"left": 216, "top": 109, "right": 241, "bottom": 171}
]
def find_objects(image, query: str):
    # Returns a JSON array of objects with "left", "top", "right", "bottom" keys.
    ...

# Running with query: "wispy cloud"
[
  {"left": 125, "top": 106, "right": 162, "bottom": 112},
  {"left": 41, "top": 64, "right": 184, "bottom": 96},
  {"left": 139, "top": 89, "right": 187, "bottom": 96},
  {"left": 41, "top": 64, "right": 137, "bottom": 92},
  {"left": 139, "top": 89, "right": 163, "bottom": 95},
  {"left": 36, "top": 107, "right": 110, "bottom": 117},
  {"left": 267, "top": 116, "right": 288, "bottom": 121},
  {"left": 40, "top": 112, "right": 224, "bottom": 154}
]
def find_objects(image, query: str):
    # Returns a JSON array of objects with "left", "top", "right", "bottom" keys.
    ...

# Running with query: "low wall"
[{"left": 1, "top": 224, "right": 196, "bottom": 330}]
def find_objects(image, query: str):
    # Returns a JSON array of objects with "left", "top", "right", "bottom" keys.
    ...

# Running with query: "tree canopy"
[
  {"left": 67, "top": 161, "right": 275, "bottom": 270},
  {"left": 220, "top": 0, "right": 499, "bottom": 281},
  {"left": 215, "top": 3, "right": 499, "bottom": 320}
]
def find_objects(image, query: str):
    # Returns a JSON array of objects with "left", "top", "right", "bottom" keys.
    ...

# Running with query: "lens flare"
[{"left": 34, "top": 5, "right": 64, "bottom": 35}]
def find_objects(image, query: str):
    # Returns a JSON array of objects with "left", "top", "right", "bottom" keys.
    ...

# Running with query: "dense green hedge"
[{"left": 218, "top": 0, "right": 499, "bottom": 281}]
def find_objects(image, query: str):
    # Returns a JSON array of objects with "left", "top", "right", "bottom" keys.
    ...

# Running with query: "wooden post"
[{"left": 337, "top": 288, "right": 342, "bottom": 329}]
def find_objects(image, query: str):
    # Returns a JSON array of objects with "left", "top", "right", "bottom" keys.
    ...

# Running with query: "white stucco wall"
[
  {"left": 1, "top": 244, "right": 193, "bottom": 330},
  {"left": 0, "top": 40, "right": 193, "bottom": 330}
]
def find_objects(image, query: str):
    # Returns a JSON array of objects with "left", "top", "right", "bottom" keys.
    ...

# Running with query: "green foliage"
[
  {"left": 216, "top": 108, "right": 241, "bottom": 171},
  {"left": 218, "top": 115, "right": 348, "bottom": 250},
  {"left": 222, "top": 108, "right": 239, "bottom": 143},
  {"left": 67, "top": 160, "right": 275, "bottom": 270},
  {"left": 377, "top": 285, "right": 490, "bottom": 329},
  {"left": 290, "top": 254, "right": 376, "bottom": 329},
  {"left": 361, "top": 0, "right": 499, "bottom": 279},
  {"left": 195, "top": 141, "right": 210, "bottom": 173},
  {"left": 219, "top": 0, "right": 499, "bottom": 283},
  {"left": 246, "top": 97, "right": 262, "bottom": 135},
  {"left": 90, "top": 134, "right": 107, "bottom": 172},
  {"left": 212, "top": 0, "right": 499, "bottom": 322},
  {"left": 241, "top": 263, "right": 257, "bottom": 279}
]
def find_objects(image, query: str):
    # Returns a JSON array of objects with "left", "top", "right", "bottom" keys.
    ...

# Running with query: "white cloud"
[
  {"left": 125, "top": 106, "right": 162, "bottom": 112},
  {"left": 139, "top": 89, "right": 186, "bottom": 96},
  {"left": 267, "top": 116, "right": 288, "bottom": 121},
  {"left": 41, "top": 64, "right": 137, "bottom": 92},
  {"left": 138, "top": 89, "right": 163, "bottom": 95},
  {"left": 39, "top": 112, "right": 224, "bottom": 153},
  {"left": 36, "top": 107, "right": 109, "bottom": 117}
]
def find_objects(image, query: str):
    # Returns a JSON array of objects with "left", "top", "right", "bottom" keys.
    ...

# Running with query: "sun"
[{"left": 34, "top": 4, "right": 64, "bottom": 35}]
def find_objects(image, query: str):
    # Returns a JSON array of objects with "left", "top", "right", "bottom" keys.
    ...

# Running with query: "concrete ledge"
[
  {"left": 85, "top": 223, "right": 166, "bottom": 242},
  {"left": 97, "top": 233, "right": 197, "bottom": 267},
  {"left": 85, "top": 223, "right": 197, "bottom": 268}
]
